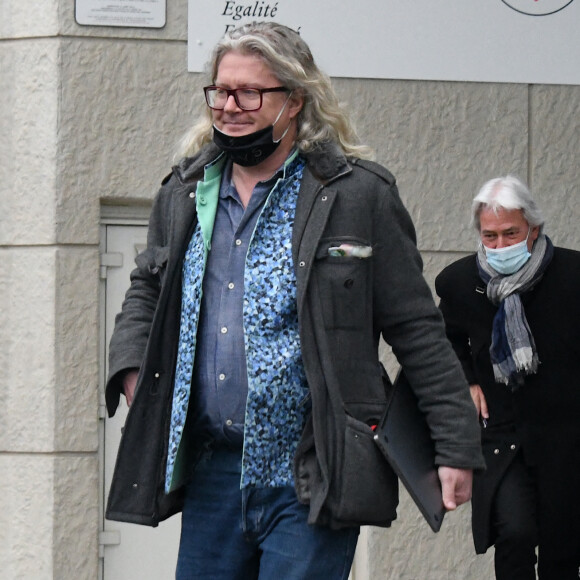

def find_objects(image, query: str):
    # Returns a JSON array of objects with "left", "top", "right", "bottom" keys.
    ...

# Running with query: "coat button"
[
  {"left": 510, "top": 444, "right": 516, "bottom": 450},
  {"left": 344, "top": 279, "right": 354, "bottom": 289},
  {"left": 189, "top": 191, "right": 195, "bottom": 198},
  {"left": 494, "top": 448, "right": 500, "bottom": 455},
  {"left": 299, "top": 261, "right": 306, "bottom": 267}
]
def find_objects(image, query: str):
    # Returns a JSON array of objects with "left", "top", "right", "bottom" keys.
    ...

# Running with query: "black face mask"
[
  {"left": 212, "top": 92, "right": 292, "bottom": 167},
  {"left": 212, "top": 124, "right": 282, "bottom": 167}
]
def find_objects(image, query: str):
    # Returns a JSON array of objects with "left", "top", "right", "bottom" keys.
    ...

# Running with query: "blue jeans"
[{"left": 176, "top": 447, "right": 359, "bottom": 580}]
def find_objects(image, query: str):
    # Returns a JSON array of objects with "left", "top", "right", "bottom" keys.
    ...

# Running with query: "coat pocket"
[
  {"left": 313, "top": 256, "right": 371, "bottom": 330},
  {"left": 335, "top": 414, "right": 399, "bottom": 526}
]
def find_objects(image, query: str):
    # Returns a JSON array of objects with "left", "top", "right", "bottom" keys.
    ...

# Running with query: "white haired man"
[{"left": 436, "top": 175, "right": 580, "bottom": 579}]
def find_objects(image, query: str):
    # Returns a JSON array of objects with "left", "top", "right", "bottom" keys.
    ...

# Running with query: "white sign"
[
  {"left": 188, "top": 0, "right": 580, "bottom": 85},
  {"left": 76, "top": 0, "right": 166, "bottom": 28}
]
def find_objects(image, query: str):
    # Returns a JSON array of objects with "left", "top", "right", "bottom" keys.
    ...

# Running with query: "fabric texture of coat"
[
  {"left": 435, "top": 248, "right": 580, "bottom": 558},
  {"left": 105, "top": 141, "right": 484, "bottom": 530}
]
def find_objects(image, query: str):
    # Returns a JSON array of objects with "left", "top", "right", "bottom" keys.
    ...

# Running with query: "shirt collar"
[{"left": 219, "top": 148, "right": 299, "bottom": 202}]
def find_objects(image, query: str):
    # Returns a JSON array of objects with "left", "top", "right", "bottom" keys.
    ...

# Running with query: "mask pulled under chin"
[
  {"left": 212, "top": 124, "right": 281, "bottom": 167},
  {"left": 212, "top": 90, "right": 293, "bottom": 167}
]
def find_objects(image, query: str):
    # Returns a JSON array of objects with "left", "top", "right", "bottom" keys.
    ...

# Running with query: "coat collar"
[
  {"left": 173, "top": 143, "right": 223, "bottom": 184},
  {"left": 303, "top": 141, "right": 352, "bottom": 184}
]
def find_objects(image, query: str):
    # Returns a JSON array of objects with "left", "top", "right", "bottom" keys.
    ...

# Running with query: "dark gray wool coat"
[{"left": 105, "top": 141, "right": 484, "bottom": 530}]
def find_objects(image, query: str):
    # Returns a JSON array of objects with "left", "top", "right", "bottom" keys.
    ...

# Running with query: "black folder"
[{"left": 374, "top": 370, "right": 446, "bottom": 532}]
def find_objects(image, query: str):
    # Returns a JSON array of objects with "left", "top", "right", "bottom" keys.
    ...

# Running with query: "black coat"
[{"left": 435, "top": 247, "right": 580, "bottom": 558}]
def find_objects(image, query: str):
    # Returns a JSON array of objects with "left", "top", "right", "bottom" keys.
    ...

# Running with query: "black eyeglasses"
[{"left": 203, "top": 86, "right": 288, "bottom": 111}]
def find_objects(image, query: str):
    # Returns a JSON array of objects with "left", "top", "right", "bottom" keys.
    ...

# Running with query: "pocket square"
[{"left": 328, "top": 244, "right": 373, "bottom": 258}]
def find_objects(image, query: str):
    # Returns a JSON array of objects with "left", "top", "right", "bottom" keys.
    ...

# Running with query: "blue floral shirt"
[{"left": 166, "top": 153, "right": 310, "bottom": 493}]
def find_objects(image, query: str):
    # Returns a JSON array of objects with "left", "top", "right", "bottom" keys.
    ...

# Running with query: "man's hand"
[
  {"left": 122, "top": 370, "right": 139, "bottom": 407},
  {"left": 469, "top": 384, "right": 489, "bottom": 421},
  {"left": 438, "top": 466, "right": 473, "bottom": 511}
]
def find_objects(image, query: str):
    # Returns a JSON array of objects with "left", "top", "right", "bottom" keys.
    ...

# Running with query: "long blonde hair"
[{"left": 179, "top": 22, "right": 373, "bottom": 160}]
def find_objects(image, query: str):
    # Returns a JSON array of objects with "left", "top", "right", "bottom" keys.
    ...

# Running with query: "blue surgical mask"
[{"left": 484, "top": 230, "right": 532, "bottom": 275}]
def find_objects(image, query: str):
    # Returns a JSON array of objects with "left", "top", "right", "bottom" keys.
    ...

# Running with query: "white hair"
[{"left": 471, "top": 175, "right": 545, "bottom": 232}]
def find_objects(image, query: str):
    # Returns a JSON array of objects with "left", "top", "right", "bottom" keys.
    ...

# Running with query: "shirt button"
[
  {"left": 510, "top": 444, "right": 516, "bottom": 450},
  {"left": 228, "top": 282, "right": 235, "bottom": 290},
  {"left": 189, "top": 191, "right": 195, "bottom": 198},
  {"left": 221, "top": 327, "right": 228, "bottom": 334},
  {"left": 235, "top": 239, "right": 242, "bottom": 246},
  {"left": 225, "top": 419, "right": 233, "bottom": 426},
  {"left": 494, "top": 448, "right": 500, "bottom": 455},
  {"left": 218, "top": 373, "right": 226, "bottom": 381}
]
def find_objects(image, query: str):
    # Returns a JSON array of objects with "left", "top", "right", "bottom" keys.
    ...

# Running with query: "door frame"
[{"left": 98, "top": 205, "right": 151, "bottom": 580}]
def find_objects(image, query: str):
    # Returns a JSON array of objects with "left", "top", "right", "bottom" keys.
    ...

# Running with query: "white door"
[{"left": 100, "top": 222, "right": 181, "bottom": 580}]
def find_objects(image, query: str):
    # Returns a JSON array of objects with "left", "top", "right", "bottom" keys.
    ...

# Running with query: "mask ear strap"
[{"left": 272, "top": 91, "right": 294, "bottom": 143}]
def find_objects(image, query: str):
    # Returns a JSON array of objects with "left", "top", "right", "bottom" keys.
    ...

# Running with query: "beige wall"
[{"left": 1, "top": 1, "right": 578, "bottom": 578}]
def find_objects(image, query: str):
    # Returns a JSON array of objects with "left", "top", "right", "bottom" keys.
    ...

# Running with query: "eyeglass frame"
[{"left": 203, "top": 85, "right": 289, "bottom": 111}]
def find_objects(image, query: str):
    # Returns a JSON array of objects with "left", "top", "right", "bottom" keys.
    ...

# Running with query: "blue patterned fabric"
[
  {"left": 166, "top": 222, "right": 206, "bottom": 492},
  {"left": 166, "top": 155, "right": 308, "bottom": 493},
  {"left": 241, "top": 156, "right": 309, "bottom": 488}
]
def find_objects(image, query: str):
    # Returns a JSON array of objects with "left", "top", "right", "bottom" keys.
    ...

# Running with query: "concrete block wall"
[{"left": 1, "top": 1, "right": 578, "bottom": 578}]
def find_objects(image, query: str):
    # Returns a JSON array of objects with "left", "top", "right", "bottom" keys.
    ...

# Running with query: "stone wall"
[{"left": 1, "top": 1, "right": 578, "bottom": 578}]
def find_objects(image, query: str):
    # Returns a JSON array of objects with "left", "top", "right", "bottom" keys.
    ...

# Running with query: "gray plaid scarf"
[{"left": 476, "top": 234, "right": 554, "bottom": 389}]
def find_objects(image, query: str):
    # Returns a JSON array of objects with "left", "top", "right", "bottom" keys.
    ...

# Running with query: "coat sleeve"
[
  {"left": 436, "top": 283, "right": 479, "bottom": 387},
  {"left": 105, "top": 179, "right": 173, "bottom": 416},
  {"left": 372, "top": 183, "right": 484, "bottom": 470}
]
